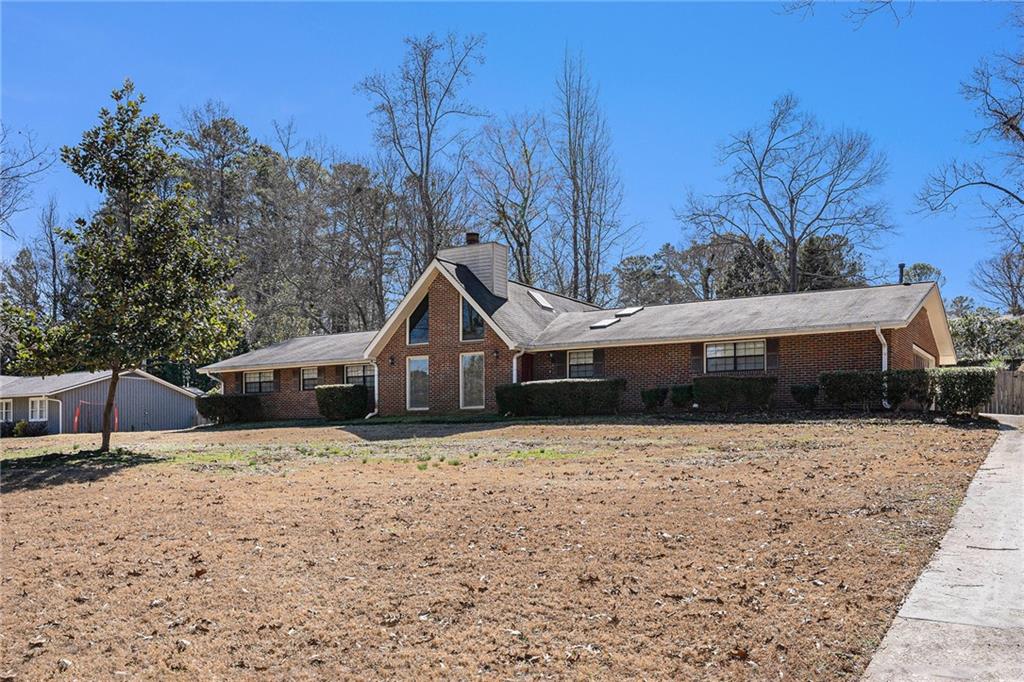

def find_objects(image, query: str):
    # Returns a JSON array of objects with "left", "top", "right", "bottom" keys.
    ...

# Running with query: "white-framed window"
[
  {"left": 460, "top": 352, "right": 485, "bottom": 409},
  {"left": 912, "top": 345, "right": 936, "bottom": 369},
  {"left": 346, "top": 363, "right": 376, "bottom": 409},
  {"left": 568, "top": 350, "right": 595, "bottom": 378},
  {"left": 243, "top": 370, "right": 274, "bottom": 394},
  {"left": 407, "top": 356, "right": 429, "bottom": 410},
  {"left": 461, "top": 298, "right": 485, "bottom": 342},
  {"left": 407, "top": 295, "right": 429, "bottom": 345},
  {"left": 0, "top": 399, "right": 12, "bottom": 422},
  {"left": 300, "top": 367, "right": 319, "bottom": 391},
  {"left": 28, "top": 397, "right": 48, "bottom": 422},
  {"left": 705, "top": 340, "right": 766, "bottom": 373}
]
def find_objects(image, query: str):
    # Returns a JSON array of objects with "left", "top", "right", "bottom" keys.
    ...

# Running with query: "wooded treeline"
[{"left": 1, "top": 23, "right": 1021, "bottom": 366}]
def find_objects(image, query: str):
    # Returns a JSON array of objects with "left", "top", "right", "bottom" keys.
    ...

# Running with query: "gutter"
[
  {"left": 875, "top": 326, "right": 891, "bottom": 409},
  {"left": 511, "top": 350, "right": 525, "bottom": 383}
]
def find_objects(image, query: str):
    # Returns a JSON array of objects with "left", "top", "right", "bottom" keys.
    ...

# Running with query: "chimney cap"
[{"left": 465, "top": 231, "right": 480, "bottom": 245}]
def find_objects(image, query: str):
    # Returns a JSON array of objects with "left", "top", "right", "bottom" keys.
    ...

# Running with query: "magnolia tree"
[{"left": 10, "top": 80, "right": 249, "bottom": 452}]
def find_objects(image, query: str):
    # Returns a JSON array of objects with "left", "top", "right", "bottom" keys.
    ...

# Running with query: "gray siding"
[{"left": 2, "top": 371, "right": 201, "bottom": 434}]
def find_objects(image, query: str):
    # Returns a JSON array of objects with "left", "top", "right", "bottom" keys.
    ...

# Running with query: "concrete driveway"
[{"left": 863, "top": 415, "right": 1024, "bottom": 681}]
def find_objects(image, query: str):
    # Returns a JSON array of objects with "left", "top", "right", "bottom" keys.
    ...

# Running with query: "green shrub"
[
  {"left": 196, "top": 394, "right": 264, "bottom": 424},
  {"left": 495, "top": 379, "right": 626, "bottom": 417},
  {"left": 315, "top": 384, "right": 369, "bottom": 420},
  {"left": 790, "top": 383, "right": 819, "bottom": 409},
  {"left": 495, "top": 383, "right": 531, "bottom": 416},
  {"left": 0, "top": 421, "right": 13, "bottom": 438},
  {"left": 640, "top": 387, "right": 669, "bottom": 412},
  {"left": 886, "top": 369, "right": 931, "bottom": 409},
  {"left": 928, "top": 367, "right": 997, "bottom": 416},
  {"left": 669, "top": 384, "right": 694, "bottom": 408},
  {"left": 819, "top": 370, "right": 884, "bottom": 410},
  {"left": 693, "top": 376, "right": 778, "bottom": 411},
  {"left": 11, "top": 419, "right": 47, "bottom": 437}
]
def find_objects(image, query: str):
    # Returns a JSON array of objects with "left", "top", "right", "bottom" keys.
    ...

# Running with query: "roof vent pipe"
[
  {"left": 898, "top": 262, "right": 906, "bottom": 285},
  {"left": 465, "top": 231, "right": 480, "bottom": 245}
]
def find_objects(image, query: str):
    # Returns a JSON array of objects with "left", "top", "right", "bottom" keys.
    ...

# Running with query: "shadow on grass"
[
  {"left": 190, "top": 409, "right": 1003, "bottom": 441},
  {"left": 1, "top": 449, "right": 161, "bottom": 493}
]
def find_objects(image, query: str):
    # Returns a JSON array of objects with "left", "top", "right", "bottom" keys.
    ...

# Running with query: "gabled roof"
[
  {"left": 0, "top": 369, "right": 201, "bottom": 399},
  {"left": 437, "top": 259, "right": 601, "bottom": 346},
  {"left": 524, "top": 281, "right": 956, "bottom": 364},
  {"left": 200, "top": 330, "right": 377, "bottom": 373}
]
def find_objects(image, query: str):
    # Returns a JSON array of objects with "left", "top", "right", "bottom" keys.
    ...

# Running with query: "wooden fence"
[{"left": 984, "top": 370, "right": 1024, "bottom": 415}]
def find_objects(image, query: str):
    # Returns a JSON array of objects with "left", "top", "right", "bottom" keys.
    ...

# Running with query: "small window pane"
[
  {"left": 705, "top": 340, "right": 765, "bottom": 373},
  {"left": 462, "top": 299, "right": 485, "bottom": 341},
  {"left": 408, "top": 358, "right": 429, "bottom": 409},
  {"left": 0, "top": 400, "right": 11, "bottom": 422},
  {"left": 301, "top": 367, "right": 319, "bottom": 391},
  {"left": 244, "top": 370, "right": 274, "bottom": 394},
  {"left": 408, "top": 296, "right": 429, "bottom": 345},
  {"left": 568, "top": 350, "right": 595, "bottom": 378},
  {"left": 461, "top": 353, "right": 485, "bottom": 408},
  {"left": 29, "top": 398, "right": 47, "bottom": 422}
]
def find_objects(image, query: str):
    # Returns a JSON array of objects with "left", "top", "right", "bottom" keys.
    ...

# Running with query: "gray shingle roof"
[
  {"left": 200, "top": 330, "right": 377, "bottom": 373},
  {"left": 0, "top": 370, "right": 114, "bottom": 398},
  {"left": 524, "top": 283, "right": 936, "bottom": 350},
  {"left": 437, "top": 259, "right": 601, "bottom": 346}
]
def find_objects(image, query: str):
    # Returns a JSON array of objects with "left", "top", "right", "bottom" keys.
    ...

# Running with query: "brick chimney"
[{"left": 437, "top": 233, "right": 508, "bottom": 299}]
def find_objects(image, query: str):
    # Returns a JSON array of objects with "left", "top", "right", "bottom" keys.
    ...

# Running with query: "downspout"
[
  {"left": 364, "top": 361, "right": 379, "bottom": 419},
  {"left": 46, "top": 396, "right": 63, "bottom": 434},
  {"left": 512, "top": 350, "right": 525, "bottom": 383},
  {"left": 874, "top": 326, "right": 891, "bottom": 409}
]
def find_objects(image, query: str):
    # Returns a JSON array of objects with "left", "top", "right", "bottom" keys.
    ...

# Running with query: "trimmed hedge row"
[
  {"left": 196, "top": 394, "right": 263, "bottom": 424},
  {"left": 790, "top": 383, "right": 819, "bottom": 409},
  {"left": 315, "top": 384, "right": 369, "bottom": 420},
  {"left": 818, "top": 367, "right": 996, "bottom": 415},
  {"left": 1, "top": 420, "right": 48, "bottom": 438},
  {"left": 694, "top": 376, "right": 777, "bottom": 411},
  {"left": 640, "top": 387, "right": 669, "bottom": 412},
  {"left": 495, "top": 379, "right": 626, "bottom": 416}
]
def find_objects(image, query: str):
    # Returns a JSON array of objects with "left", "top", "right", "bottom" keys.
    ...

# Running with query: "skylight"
[
  {"left": 528, "top": 289, "right": 555, "bottom": 311},
  {"left": 589, "top": 318, "right": 620, "bottom": 329},
  {"left": 615, "top": 306, "right": 644, "bottom": 317}
]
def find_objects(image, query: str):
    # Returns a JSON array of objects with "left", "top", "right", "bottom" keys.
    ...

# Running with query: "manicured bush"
[
  {"left": 819, "top": 370, "right": 884, "bottom": 410},
  {"left": 928, "top": 367, "right": 997, "bottom": 417},
  {"left": 886, "top": 369, "right": 931, "bottom": 409},
  {"left": 693, "top": 376, "right": 778, "bottom": 411},
  {"left": 495, "top": 383, "right": 531, "bottom": 417},
  {"left": 640, "top": 387, "right": 669, "bottom": 412},
  {"left": 0, "top": 421, "right": 13, "bottom": 438},
  {"left": 196, "top": 394, "right": 264, "bottom": 424},
  {"left": 669, "top": 384, "right": 694, "bottom": 408},
  {"left": 11, "top": 419, "right": 47, "bottom": 437},
  {"left": 494, "top": 379, "right": 626, "bottom": 417},
  {"left": 315, "top": 384, "right": 369, "bottom": 420},
  {"left": 790, "top": 383, "right": 819, "bottom": 409}
]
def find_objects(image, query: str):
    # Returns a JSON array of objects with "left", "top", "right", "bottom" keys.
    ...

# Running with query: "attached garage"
[{"left": 0, "top": 369, "right": 204, "bottom": 435}]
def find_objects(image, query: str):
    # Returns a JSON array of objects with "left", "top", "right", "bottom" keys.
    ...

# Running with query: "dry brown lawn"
[{"left": 0, "top": 417, "right": 998, "bottom": 680}]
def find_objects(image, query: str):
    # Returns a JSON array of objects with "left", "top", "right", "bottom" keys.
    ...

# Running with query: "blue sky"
[{"left": 1, "top": 1, "right": 1013, "bottom": 303}]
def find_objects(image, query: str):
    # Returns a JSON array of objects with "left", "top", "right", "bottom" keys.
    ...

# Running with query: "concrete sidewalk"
[{"left": 863, "top": 415, "right": 1023, "bottom": 681}]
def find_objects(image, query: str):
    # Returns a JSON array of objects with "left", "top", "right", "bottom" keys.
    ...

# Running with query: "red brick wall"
[
  {"left": 218, "top": 364, "right": 363, "bottom": 420},
  {"left": 528, "top": 319, "right": 936, "bottom": 411},
  {"left": 375, "top": 273, "right": 515, "bottom": 415},
  {"left": 890, "top": 308, "right": 939, "bottom": 368}
]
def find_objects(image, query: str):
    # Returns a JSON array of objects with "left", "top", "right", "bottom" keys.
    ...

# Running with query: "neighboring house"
[
  {"left": 0, "top": 369, "right": 204, "bottom": 434},
  {"left": 201, "top": 234, "right": 956, "bottom": 418}
]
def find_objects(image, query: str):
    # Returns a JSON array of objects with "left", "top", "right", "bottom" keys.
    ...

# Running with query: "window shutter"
[
  {"left": 550, "top": 351, "right": 567, "bottom": 378},
  {"left": 766, "top": 338, "right": 780, "bottom": 371},
  {"left": 593, "top": 348, "right": 605, "bottom": 377},
  {"left": 274, "top": 370, "right": 281, "bottom": 393},
  {"left": 690, "top": 343, "right": 704, "bottom": 375}
]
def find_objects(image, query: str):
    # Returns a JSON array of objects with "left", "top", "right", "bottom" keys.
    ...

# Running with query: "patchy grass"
[{"left": 0, "top": 418, "right": 999, "bottom": 680}]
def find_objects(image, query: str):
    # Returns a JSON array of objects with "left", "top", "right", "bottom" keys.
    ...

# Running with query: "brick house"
[{"left": 201, "top": 235, "right": 956, "bottom": 418}]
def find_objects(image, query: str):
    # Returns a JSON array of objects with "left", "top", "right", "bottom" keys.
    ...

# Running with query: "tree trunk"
[{"left": 99, "top": 367, "right": 120, "bottom": 453}]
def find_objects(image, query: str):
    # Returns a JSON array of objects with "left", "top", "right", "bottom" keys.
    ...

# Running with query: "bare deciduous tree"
[
  {"left": 681, "top": 94, "right": 890, "bottom": 293},
  {"left": 471, "top": 112, "right": 553, "bottom": 284},
  {"left": 358, "top": 32, "right": 486, "bottom": 281},
  {"left": 0, "top": 124, "right": 55, "bottom": 238},
  {"left": 973, "top": 247, "right": 1024, "bottom": 315},
  {"left": 783, "top": 0, "right": 911, "bottom": 28},
  {"left": 548, "top": 52, "right": 633, "bottom": 305}
]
